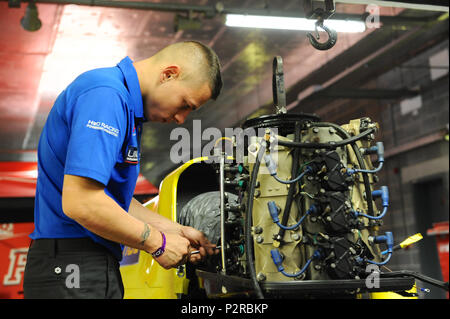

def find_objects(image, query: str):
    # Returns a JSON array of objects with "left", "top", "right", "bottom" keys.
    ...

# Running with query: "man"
[{"left": 23, "top": 41, "right": 223, "bottom": 299}]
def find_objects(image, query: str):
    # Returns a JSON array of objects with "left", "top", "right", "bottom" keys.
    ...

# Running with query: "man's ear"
[{"left": 160, "top": 65, "right": 181, "bottom": 83}]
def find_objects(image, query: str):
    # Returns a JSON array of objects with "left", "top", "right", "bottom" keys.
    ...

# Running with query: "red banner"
[{"left": 0, "top": 222, "right": 34, "bottom": 299}]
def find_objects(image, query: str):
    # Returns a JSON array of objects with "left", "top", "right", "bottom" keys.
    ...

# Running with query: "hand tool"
[{"left": 190, "top": 246, "right": 221, "bottom": 255}]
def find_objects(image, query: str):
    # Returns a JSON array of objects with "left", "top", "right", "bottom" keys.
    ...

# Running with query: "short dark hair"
[{"left": 184, "top": 41, "right": 223, "bottom": 100}]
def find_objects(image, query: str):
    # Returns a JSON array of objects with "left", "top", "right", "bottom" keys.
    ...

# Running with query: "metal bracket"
[{"left": 272, "top": 56, "right": 287, "bottom": 114}]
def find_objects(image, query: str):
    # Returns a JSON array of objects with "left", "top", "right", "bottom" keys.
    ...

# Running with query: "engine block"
[{"left": 242, "top": 116, "right": 387, "bottom": 283}]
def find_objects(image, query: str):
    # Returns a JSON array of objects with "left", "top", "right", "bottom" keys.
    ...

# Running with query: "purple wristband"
[{"left": 151, "top": 232, "right": 166, "bottom": 258}]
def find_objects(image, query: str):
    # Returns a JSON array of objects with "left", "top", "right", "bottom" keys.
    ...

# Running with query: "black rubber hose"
[
  {"left": 312, "top": 122, "right": 375, "bottom": 217},
  {"left": 351, "top": 137, "right": 375, "bottom": 217},
  {"left": 276, "top": 122, "right": 301, "bottom": 241},
  {"left": 277, "top": 126, "right": 375, "bottom": 150},
  {"left": 245, "top": 142, "right": 266, "bottom": 299}
]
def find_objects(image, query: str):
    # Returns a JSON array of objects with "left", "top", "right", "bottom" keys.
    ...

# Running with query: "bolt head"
[
  {"left": 254, "top": 226, "right": 263, "bottom": 234},
  {"left": 256, "top": 272, "right": 266, "bottom": 281}
]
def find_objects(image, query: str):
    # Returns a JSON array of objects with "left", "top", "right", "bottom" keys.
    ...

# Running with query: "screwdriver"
[{"left": 190, "top": 246, "right": 221, "bottom": 255}]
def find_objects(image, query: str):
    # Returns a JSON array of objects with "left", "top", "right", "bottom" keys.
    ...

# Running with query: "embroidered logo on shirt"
[
  {"left": 125, "top": 146, "right": 139, "bottom": 164},
  {"left": 86, "top": 120, "right": 120, "bottom": 137}
]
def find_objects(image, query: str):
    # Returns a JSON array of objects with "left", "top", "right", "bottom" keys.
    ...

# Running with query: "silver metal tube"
[{"left": 219, "top": 153, "right": 226, "bottom": 275}]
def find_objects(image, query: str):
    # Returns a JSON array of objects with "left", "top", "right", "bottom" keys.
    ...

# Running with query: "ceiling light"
[
  {"left": 21, "top": 2, "right": 42, "bottom": 32},
  {"left": 225, "top": 14, "right": 366, "bottom": 33}
]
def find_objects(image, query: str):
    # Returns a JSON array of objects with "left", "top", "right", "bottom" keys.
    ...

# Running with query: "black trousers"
[{"left": 23, "top": 238, "right": 124, "bottom": 299}]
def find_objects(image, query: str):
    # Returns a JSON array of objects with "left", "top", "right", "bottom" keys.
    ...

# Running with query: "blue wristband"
[{"left": 151, "top": 232, "right": 166, "bottom": 258}]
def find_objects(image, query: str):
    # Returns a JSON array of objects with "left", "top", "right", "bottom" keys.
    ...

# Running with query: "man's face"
[{"left": 145, "top": 76, "right": 212, "bottom": 125}]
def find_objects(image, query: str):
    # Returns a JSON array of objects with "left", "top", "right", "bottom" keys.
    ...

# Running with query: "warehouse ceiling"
[{"left": 0, "top": 0, "right": 448, "bottom": 185}]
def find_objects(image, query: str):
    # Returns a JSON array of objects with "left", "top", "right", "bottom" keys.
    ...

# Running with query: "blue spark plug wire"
[
  {"left": 264, "top": 154, "right": 312, "bottom": 184},
  {"left": 352, "top": 186, "right": 389, "bottom": 220},
  {"left": 268, "top": 202, "right": 317, "bottom": 230},
  {"left": 271, "top": 249, "right": 321, "bottom": 278},
  {"left": 347, "top": 142, "right": 384, "bottom": 174},
  {"left": 357, "top": 232, "right": 394, "bottom": 266}
]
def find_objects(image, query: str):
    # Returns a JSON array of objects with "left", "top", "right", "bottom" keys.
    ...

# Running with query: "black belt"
[{"left": 30, "top": 238, "right": 109, "bottom": 255}]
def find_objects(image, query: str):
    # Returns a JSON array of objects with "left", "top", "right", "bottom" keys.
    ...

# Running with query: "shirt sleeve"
[{"left": 64, "top": 87, "right": 127, "bottom": 186}]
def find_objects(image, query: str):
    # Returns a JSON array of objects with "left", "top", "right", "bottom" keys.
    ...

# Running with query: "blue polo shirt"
[{"left": 30, "top": 57, "right": 146, "bottom": 260}]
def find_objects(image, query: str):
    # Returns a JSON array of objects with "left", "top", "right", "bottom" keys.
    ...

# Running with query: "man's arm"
[
  {"left": 62, "top": 174, "right": 191, "bottom": 269},
  {"left": 128, "top": 197, "right": 218, "bottom": 261},
  {"left": 128, "top": 197, "right": 183, "bottom": 234}
]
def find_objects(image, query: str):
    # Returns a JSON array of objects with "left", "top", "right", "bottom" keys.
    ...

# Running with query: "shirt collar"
[{"left": 117, "top": 56, "right": 147, "bottom": 122}]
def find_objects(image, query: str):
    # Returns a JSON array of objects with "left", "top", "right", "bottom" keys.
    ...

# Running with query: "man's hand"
[
  {"left": 180, "top": 226, "right": 219, "bottom": 264},
  {"left": 152, "top": 232, "right": 191, "bottom": 270}
]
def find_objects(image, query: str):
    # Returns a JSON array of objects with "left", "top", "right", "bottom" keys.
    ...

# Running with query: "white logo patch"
[{"left": 86, "top": 120, "right": 119, "bottom": 137}]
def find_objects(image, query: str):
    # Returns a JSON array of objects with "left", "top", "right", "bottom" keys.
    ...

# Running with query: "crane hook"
[{"left": 307, "top": 18, "right": 337, "bottom": 51}]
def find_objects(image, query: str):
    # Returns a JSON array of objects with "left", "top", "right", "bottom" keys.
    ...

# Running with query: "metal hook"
[{"left": 307, "top": 19, "right": 338, "bottom": 51}]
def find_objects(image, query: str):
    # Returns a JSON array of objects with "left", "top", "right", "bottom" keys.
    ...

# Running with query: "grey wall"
[
  {"left": 373, "top": 39, "right": 449, "bottom": 298},
  {"left": 311, "top": 38, "right": 449, "bottom": 298}
]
